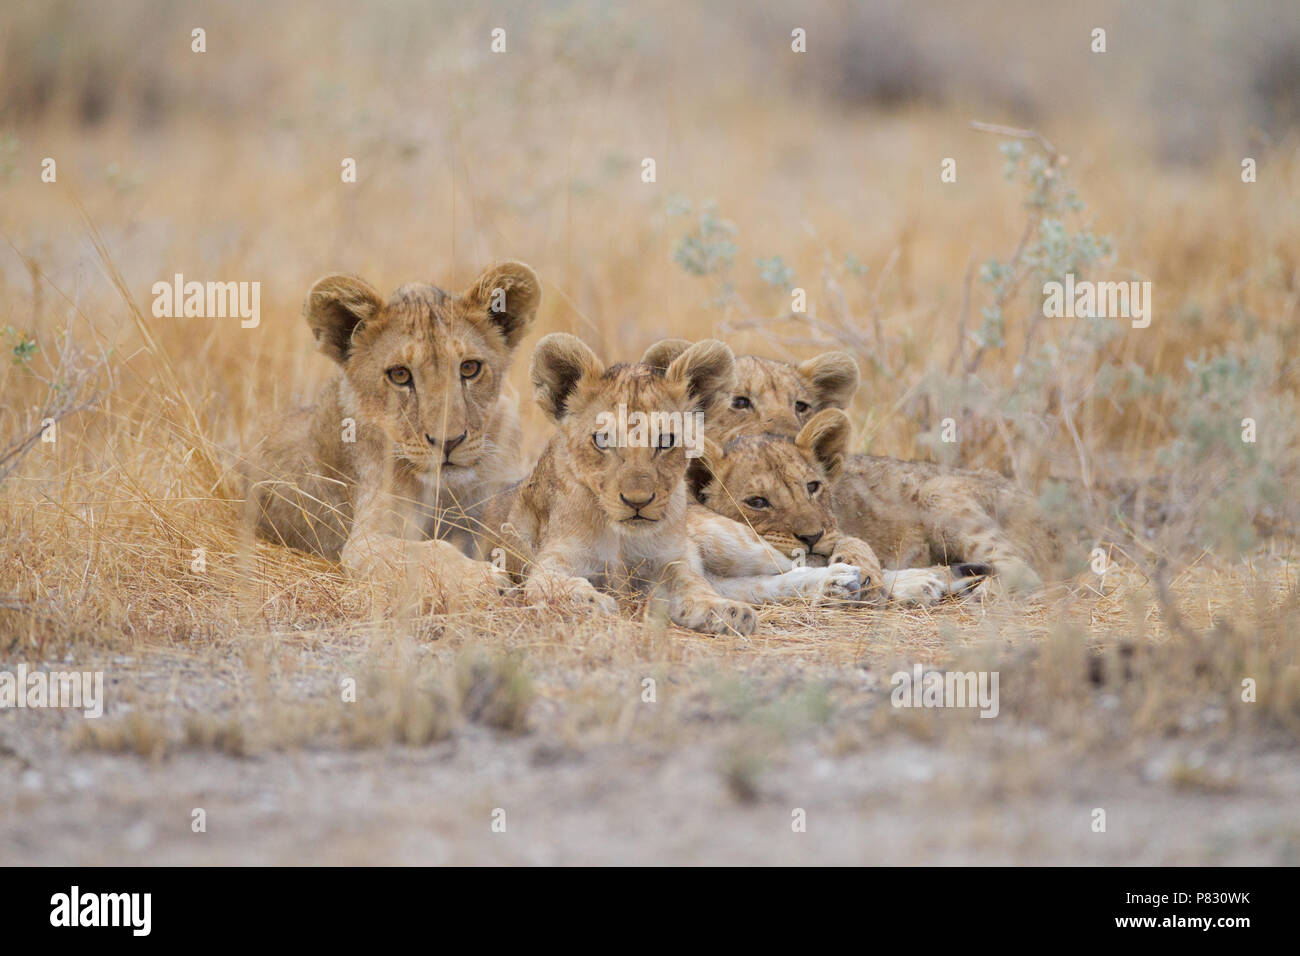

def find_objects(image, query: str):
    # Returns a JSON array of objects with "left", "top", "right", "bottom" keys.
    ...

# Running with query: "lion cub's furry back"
[{"left": 831, "top": 453, "right": 1059, "bottom": 591}]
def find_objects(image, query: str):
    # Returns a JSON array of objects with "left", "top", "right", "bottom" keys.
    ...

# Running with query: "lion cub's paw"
[
  {"left": 418, "top": 553, "right": 510, "bottom": 611},
  {"left": 880, "top": 567, "right": 948, "bottom": 606},
  {"left": 462, "top": 557, "right": 512, "bottom": 596},
  {"left": 963, "top": 560, "right": 1039, "bottom": 601},
  {"left": 524, "top": 574, "right": 619, "bottom": 615},
  {"left": 828, "top": 540, "right": 884, "bottom": 595},
  {"left": 993, "top": 558, "right": 1042, "bottom": 595},
  {"left": 672, "top": 595, "right": 757, "bottom": 635},
  {"left": 817, "top": 563, "right": 865, "bottom": 602}
]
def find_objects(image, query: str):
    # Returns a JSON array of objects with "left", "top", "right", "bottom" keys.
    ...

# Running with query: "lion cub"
[
  {"left": 245, "top": 262, "right": 540, "bottom": 605},
  {"left": 483, "top": 334, "right": 806, "bottom": 635},
  {"left": 690, "top": 409, "right": 988, "bottom": 605},
  {"left": 646, "top": 341, "right": 1058, "bottom": 593}
]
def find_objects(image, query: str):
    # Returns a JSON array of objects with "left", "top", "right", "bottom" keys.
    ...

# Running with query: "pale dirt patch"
[{"left": 4, "top": 562, "right": 1297, "bottom": 865}]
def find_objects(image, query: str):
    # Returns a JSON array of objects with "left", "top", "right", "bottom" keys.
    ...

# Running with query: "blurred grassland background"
[{"left": 0, "top": 0, "right": 1295, "bottom": 656}]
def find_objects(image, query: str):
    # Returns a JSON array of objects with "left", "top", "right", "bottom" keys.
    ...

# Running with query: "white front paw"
[
  {"left": 881, "top": 568, "right": 946, "bottom": 606},
  {"left": 818, "top": 562, "right": 863, "bottom": 601}
]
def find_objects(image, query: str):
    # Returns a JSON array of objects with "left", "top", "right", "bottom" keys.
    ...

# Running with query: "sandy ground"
[{"left": 4, "top": 579, "right": 1298, "bottom": 866}]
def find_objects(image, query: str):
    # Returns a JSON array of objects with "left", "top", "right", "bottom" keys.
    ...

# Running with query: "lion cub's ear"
[
  {"left": 664, "top": 339, "right": 736, "bottom": 410},
  {"left": 462, "top": 261, "right": 542, "bottom": 350},
  {"left": 304, "top": 275, "right": 385, "bottom": 365},
  {"left": 795, "top": 408, "right": 852, "bottom": 483},
  {"left": 798, "top": 351, "right": 860, "bottom": 410},
  {"left": 640, "top": 338, "right": 693, "bottom": 372},
  {"left": 686, "top": 435, "right": 724, "bottom": 500},
  {"left": 530, "top": 333, "right": 605, "bottom": 423}
]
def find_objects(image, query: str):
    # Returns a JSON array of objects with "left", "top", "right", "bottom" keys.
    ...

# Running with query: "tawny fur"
[
  {"left": 689, "top": 409, "right": 983, "bottom": 605},
  {"left": 646, "top": 340, "right": 1059, "bottom": 593},
  {"left": 243, "top": 261, "right": 541, "bottom": 607},
  {"left": 481, "top": 335, "right": 758, "bottom": 635}
]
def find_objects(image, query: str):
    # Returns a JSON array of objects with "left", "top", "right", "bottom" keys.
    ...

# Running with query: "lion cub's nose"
[
  {"left": 426, "top": 431, "right": 467, "bottom": 452},
  {"left": 619, "top": 492, "right": 656, "bottom": 510},
  {"left": 795, "top": 530, "right": 824, "bottom": 551}
]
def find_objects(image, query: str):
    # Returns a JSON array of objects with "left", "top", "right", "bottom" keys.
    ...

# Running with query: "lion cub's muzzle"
[
  {"left": 764, "top": 530, "right": 831, "bottom": 560},
  {"left": 426, "top": 430, "right": 483, "bottom": 468},
  {"left": 794, "top": 530, "right": 825, "bottom": 552},
  {"left": 615, "top": 490, "right": 664, "bottom": 523},
  {"left": 610, "top": 486, "right": 672, "bottom": 525}
]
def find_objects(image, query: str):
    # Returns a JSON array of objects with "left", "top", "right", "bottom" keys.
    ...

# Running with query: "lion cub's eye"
[
  {"left": 794, "top": 400, "right": 811, "bottom": 414},
  {"left": 731, "top": 396, "right": 753, "bottom": 410},
  {"left": 592, "top": 432, "right": 611, "bottom": 451},
  {"left": 807, "top": 481, "right": 821, "bottom": 494},
  {"left": 743, "top": 496, "right": 771, "bottom": 509},
  {"left": 460, "top": 359, "right": 482, "bottom": 380},
  {"left": 386, "top": 366, "right": 413, "bottom": 387},
  {"left": 655, "top": 431, "right": 676, "bottom": 450}
]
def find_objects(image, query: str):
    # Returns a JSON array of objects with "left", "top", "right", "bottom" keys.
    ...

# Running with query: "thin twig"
[{"left": 969, "top": 120, "right": 1059, "bottom": 163}]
